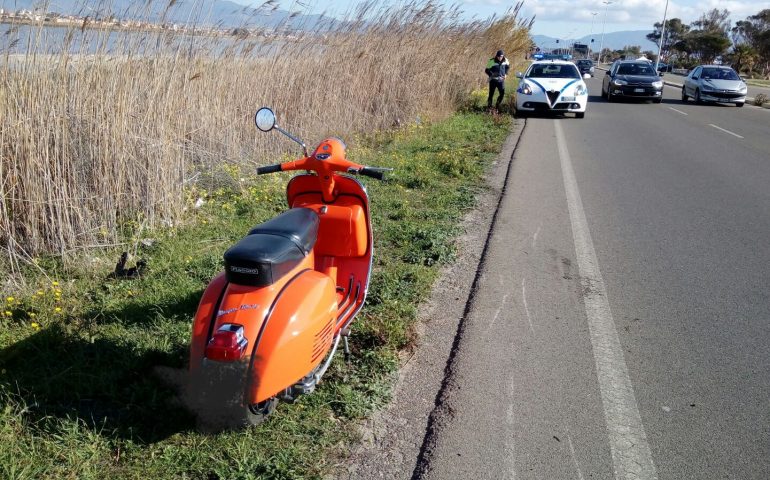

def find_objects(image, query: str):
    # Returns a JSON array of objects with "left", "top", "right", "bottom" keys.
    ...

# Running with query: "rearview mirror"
[
  {"left": 255, "top": 107, "right": 276, "bottom": 132},
  {"left": 516, "top": 72, "right": 523, "bottom": 79},
  {"left": 692, "top": 76, "right": 699, "bottom": 80},
  {"left": 659, "top": 72, "right": 664, "bottom": 77},
  {"left": 583, "top": 73, "right": 591, "bottom": 79}
]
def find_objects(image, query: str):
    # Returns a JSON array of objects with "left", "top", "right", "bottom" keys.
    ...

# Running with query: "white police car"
[{"left": 514, "top": 60, "right": 590, "bottom": 118}]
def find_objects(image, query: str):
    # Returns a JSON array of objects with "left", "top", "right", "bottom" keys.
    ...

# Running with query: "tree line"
[{"left": 645, "top": 8, "right": 769, "bottom": 76}]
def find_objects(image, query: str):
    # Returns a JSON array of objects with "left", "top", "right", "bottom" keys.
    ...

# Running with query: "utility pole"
[
  {"left": 589, "top": 12, "right": 598, "bottom": 60},
  {"left": 598, "top": 1, "right": 613, "bottom": 65},
  {"left": 654, "top": 0, "right": 669, "bottom": 73}
]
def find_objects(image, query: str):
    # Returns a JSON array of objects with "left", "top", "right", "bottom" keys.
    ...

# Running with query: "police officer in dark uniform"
[{"left": 485, "top": 49, "right": 510, "bottom": 111}]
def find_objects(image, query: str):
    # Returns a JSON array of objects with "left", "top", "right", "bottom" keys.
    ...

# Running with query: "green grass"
[
  {"left": 745, "top": 78, "right": 770, "bottom": 88},
  {"left": 0, "top": 108, "right": 511, "bottom": 479}
]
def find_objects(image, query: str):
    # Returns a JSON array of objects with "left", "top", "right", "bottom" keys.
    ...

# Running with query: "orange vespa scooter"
[{"left": 187, "top": 107, "right": 388, "bottom": 429}]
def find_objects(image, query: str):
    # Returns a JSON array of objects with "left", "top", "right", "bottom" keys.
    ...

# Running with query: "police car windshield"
[{"left": 527, "top": 64, "right": 580, "bottom": 79}]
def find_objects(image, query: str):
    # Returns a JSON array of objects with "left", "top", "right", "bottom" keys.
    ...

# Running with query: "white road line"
[
  {"left": 568, "top": 434, "right": 586, "bottom": 480},
  {"left": 521, "top": 279, "right": 535, "bottom": 334},
  {"left": 709, "top": 124, "right": 744, "bottom": 139},
  {"left": 532, "top": 224, "right": 542, "bottom": 249},
  {"left": 555, "top": 121, "right": 658, "bottom": 480},
  {"left": 488, "top": 293, "right": 510, "bottom": 331},
  {"left": 668, "top": 107, "right": 688, "bottom": 116}
]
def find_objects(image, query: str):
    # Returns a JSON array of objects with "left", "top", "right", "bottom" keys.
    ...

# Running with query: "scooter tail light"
[{"left": 205, "top": 323, "right": 248, "bottom": 362}]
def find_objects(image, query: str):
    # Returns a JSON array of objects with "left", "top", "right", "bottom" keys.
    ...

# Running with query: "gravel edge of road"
[{"left": 339, "top": 118, "right": 526, "bottom": 480}]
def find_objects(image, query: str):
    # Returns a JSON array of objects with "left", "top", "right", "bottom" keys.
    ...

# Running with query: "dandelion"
[
  {"left": 31, "top": 322, "right": 40, "bottom": 330},
  {"left": 4, "top": 311, "right": 12, "bottom": 317},
  {"left": 52, "top": 281, "right": 59, "bottom": 287},
  {"left": 6, "top": 296, "right": 14, "bottom": 303},
  {"left": 54, "top": 307, "right": 62, "bottom": 313}
]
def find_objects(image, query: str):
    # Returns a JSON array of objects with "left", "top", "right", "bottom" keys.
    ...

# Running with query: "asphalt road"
[{"left": 416, "top": 79, "right": 770, "bottom": 479}]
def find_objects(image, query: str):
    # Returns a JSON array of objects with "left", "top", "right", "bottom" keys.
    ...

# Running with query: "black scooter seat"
[
  {"left": 248, "top": 207, "right": 319, "bottom": 254},
  {"left": 224, "top": 208, "right": 319, "bottom": 287}
]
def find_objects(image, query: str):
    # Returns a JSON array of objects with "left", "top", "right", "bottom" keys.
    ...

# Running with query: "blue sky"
[{"left": 230, "top": 0, "right": 770, "bottom": 37}]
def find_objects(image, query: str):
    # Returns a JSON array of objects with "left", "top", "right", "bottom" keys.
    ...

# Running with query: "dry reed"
[{"left": 0, "top": 0, "right": 532, "bottom": 276}]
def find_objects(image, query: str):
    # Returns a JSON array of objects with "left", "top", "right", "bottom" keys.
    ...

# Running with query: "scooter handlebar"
[
  {"left": 350, "top": 166, "right": 390, "bottom": 180},
  {"left": 257, "top": 164, "right": 283, "bottom": 175}
]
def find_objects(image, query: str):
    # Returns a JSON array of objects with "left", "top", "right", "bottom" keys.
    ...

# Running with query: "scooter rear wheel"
[{"left": 247, "top": 397, "right": 279, "bottom": 424}]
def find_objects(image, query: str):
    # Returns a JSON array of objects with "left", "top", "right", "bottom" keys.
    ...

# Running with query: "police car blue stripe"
[
  {"left": 527, "top": 79, "right": 547, "bottom": 93},
  {"left": 559, "top": 79, "right": 581, "bottom": 94}
]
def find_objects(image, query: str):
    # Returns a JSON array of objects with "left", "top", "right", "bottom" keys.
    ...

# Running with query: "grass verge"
[{"left": 0, "top": 108, "right": 511, "bottom": 479}]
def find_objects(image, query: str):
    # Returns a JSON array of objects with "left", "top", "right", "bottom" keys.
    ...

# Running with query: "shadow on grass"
[{"left": 0, "top": 323, "right": 195, "bottom": 444}]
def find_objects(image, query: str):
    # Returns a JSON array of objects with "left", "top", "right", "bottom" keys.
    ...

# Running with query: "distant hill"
[
  {"left": 532, "top": 30, "right": 657, "bottom": 52},
  {"left": 1, "top": 0, "right": 338, "bottom": 29}
]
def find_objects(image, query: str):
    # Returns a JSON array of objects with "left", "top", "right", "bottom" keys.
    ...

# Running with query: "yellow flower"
[
  {"left": 54, "top": 307, "right": 62, "bottom": 313},
  {"left": 127, "top": 290, "right": 133, "bottom": 297},
  {"left": 6, "top": 296, "right": 14, "bottom": 303},
  {"left": 28, "top": 312, "right": 36, "bottom": 318},
  {"left": 4, "top": 311, "right": 11, "bottom": 317},
  {"left": 36, "top": 290, "right": 44, "bottom": 296},
  {"left": 55, "top": 292, "right": 62, "bottom": 298},
  {"left": 31, "top": 322, "right": 40, "bottom": 330},
  {"left": 52, "top": 281, "right": 59, "bottom": 287}
]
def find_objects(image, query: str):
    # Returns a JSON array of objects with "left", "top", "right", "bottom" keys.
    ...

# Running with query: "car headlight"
[
  {"left": 652, "top": 81, "right": 663, "bottom": 89},
  {"left": 574, "top": 84, "right": 587, "bottom": 96},
  {"left": 739, "top": 83, "right": 748, "bottom": 93},
  {"left": 612, "top": 79, "right": 627, "bottom": 86},
  {"left": 701, "top": 84, "right": 713, "bottom": 92},
  {"left": 519, "top": 83, "right": 533, "bottom": 95}
]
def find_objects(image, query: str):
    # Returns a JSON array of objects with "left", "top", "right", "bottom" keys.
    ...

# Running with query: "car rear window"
[
  {"left": 527, "top": 64, "right": 580, "bottom": 79},
  {"left": 616, "top": 63, "right": 656, "bottom": 76},
  {"left": 701, "top": 68, "right": 740, "bottom": 80}
]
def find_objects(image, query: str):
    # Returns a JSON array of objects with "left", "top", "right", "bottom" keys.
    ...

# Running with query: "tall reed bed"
[{"left": 0, "top": 0, "right": 531, "bottom": 276}]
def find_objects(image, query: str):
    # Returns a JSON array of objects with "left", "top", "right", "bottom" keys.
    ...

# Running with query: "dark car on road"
[
  {"left": 575, "top": 59, "right": 595, "bottom": 77},
  {"left": 602, "top": 60, "right": 664, "bottom": 103}
]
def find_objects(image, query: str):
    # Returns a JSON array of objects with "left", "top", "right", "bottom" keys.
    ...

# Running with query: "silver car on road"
[{"left": 681, "top": 65, "right": 748, "bottom": 107}]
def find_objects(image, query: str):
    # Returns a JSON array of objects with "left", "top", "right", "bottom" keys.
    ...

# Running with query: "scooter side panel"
[{"left": 246, "top": 270, "right": 338, "bottom": 404}]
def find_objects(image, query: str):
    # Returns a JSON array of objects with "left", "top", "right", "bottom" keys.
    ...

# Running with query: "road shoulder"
[{"left": 341, "top": 118, "right": 525, "bottom": 480}]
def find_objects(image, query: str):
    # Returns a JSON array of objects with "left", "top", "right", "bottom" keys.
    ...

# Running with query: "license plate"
[
  {"left": 561, "top": 96, "right": 575, "bottom": 101},
  {"left": 634, "top": 88, "right": 645, "bottom": 93},
  {"left": 717, "top": 98, "right": 730, "bottom": 102}
]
